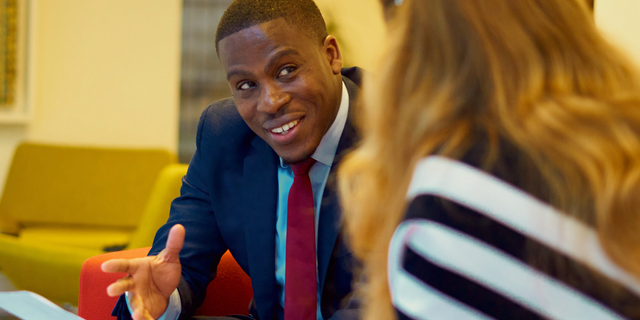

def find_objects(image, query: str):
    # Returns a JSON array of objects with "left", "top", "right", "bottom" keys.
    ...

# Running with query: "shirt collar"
[{"left": 279, "top": 80, "right": 350, "bottom": 168}]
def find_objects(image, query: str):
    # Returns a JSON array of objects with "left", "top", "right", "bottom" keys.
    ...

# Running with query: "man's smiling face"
[{"left": 218, "top": 18, "right": 343, "bottom": 164}]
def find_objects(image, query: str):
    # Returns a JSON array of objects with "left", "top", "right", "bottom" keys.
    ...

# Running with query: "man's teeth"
[{"left": 271, "top": 119, "right": 299, "bottom": 134}]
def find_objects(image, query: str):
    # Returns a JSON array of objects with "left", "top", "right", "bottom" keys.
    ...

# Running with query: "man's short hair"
[{"left": 215, "top": 0, "right": 328, "bottom": 52}]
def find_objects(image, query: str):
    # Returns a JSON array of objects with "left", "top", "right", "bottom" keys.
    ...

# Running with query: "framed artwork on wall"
[{"left": 0, "top": 0, "right": 33, "bottom": 124}]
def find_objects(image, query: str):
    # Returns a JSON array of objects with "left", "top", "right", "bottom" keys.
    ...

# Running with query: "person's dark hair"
[{"left": 215, "top": 0, "right": 328, "bottom": 53}]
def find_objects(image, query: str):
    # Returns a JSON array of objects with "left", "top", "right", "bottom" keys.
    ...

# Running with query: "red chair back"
[{"left": 78, "top": 247, "right": 253, "bottom": 319}]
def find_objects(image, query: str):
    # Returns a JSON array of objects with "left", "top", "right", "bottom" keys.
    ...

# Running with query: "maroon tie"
[{"left": 285, "top": 158, "right": 317, "bottom": 320}]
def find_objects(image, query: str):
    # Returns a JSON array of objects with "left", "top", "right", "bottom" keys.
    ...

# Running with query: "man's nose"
[{"left": 258, "top": 83, "right": 291, "bottom": 114}]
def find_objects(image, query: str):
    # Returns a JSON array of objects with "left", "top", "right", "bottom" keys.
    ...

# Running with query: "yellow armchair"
[
  {"left": 0, "top": 142, "right": 186, "bottom": 304},
  {"left": 128, "top": 163, "right": 188, "bottom": 249}
]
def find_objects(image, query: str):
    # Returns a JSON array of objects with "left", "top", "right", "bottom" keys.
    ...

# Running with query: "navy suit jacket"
[{"left": 114, "top": 68, "right": 363, "bottom": 320}]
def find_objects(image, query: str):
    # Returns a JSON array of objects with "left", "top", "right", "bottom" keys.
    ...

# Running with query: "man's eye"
[
  {"left": 278, "top": 66, "right": 296, "bottom": 78},
  {"left": 237, "top": 82, "right": 255, "bottom": 91}
]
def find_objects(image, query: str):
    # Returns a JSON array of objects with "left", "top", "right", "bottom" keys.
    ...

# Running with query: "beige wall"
[
  {"left": 29, "top": 0, "right": 182, "bottom": 149},
  {"left": 595, "top": 0, "right": 640, "bottom": 65},
  {"left": 315, "top": 0, "right": 386, "bottom": 71},
  {"left": 0, "top": 0, "right": 182, "bottom": 195},
  {"left": 318, "top": 0, "right": 640, "bottom": 70}
]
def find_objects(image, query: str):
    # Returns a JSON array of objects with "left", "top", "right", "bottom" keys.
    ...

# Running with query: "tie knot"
[{"left": 290, "top": 158, "right": 316, "bottom": 176}]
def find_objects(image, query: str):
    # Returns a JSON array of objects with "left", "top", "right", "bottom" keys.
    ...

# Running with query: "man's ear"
[{"left": 323, "top": 35, "right": 343, "bottom": 75}]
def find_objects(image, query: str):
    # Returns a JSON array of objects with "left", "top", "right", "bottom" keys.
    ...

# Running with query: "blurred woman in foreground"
[{"left": 339, "top": 0, "right": 640, "bottom": 319}]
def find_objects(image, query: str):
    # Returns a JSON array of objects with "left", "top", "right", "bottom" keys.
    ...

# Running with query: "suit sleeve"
[{"left": 112, "top": 105, "right": 229, "bottom": 320}]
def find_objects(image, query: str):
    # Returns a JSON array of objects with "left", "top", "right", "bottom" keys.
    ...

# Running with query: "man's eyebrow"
[
  {"left": 264, "top": 49, "right": 300, "bottom": 74},
  {"left": 226, "top": 69, "right": 253, "bottom": 81},
  {"left": 226, "top": 49, "right": 301, "bottom": 81}
]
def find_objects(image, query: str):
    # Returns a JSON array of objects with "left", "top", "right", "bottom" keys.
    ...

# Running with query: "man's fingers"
[
  {"left": 161, "top": 224, "right": 185, "bottom": 263},
  {"left": 102, "top": 258, "right": 139, "bottom": 274},
  {"left": 106, "top": 276, "right": 135, "bottom": 297}
]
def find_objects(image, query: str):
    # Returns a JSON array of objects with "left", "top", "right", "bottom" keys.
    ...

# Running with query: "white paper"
[{"left": 0, "top": 291, "right": 84, "bottom": 320}]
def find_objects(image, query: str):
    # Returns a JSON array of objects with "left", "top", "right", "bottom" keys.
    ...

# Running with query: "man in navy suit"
[{"left": 102, "top": 0, "right": 361, "bottom": 319}]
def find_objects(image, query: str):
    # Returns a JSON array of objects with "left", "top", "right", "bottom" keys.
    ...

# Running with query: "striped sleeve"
[{"left": 388, "top": 156, "right": 640, "bottom": 320}]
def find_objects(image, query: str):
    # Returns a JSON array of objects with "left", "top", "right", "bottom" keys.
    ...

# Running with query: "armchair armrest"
[
  {"left": 128, "top": 164, "right": 189, "bottom": 249},
  {"left": 78, "top": 247, "right": 253, "bottom": 319}
]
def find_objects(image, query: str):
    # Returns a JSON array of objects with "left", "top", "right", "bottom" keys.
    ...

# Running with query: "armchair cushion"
[
  {"left": 0, "top": 143, "right": 177, "bottom": 304},
  {"left": 19, "top": 227, "right": 132, "bottom": 251}
]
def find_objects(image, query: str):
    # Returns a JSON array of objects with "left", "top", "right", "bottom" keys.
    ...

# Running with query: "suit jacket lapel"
[
  {"left": 242, "top": 136, "right": 279, "bottom": 320},
  {"left": 317, "top": 77, "right": 360, "bottom": 295}
]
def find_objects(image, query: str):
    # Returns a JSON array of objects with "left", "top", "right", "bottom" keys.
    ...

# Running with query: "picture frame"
[{"left": 0, "top": 0, "right": 34, "bottom": 124}]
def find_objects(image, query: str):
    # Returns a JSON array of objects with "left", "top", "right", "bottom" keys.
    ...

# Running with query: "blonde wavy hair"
[{"left": 338, "top": 0, "right": 640, "bottom": 319}]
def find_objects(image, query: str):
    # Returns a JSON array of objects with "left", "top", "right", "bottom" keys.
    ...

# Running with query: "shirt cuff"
[{"left": 125, "top": 289, "right": 182, "bottom": 320}]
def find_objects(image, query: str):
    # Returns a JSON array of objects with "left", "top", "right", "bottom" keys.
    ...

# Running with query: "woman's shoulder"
[{"left": 390, "top": 156, "right": 640, "bottom": 320}]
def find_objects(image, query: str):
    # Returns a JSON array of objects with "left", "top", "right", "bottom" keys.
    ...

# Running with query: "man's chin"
[{"left": 278, "top": 149, "right": 316, "bottom": 165}]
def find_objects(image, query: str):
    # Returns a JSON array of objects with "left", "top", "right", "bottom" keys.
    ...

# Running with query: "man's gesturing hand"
[{"left": 102, "top": 224, "right": 185, "bottom": 320}]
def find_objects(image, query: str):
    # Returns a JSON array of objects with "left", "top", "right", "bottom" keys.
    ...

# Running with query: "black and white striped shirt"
[{"left": 388, "top": 156, "right": 640, "bottom": 320}]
